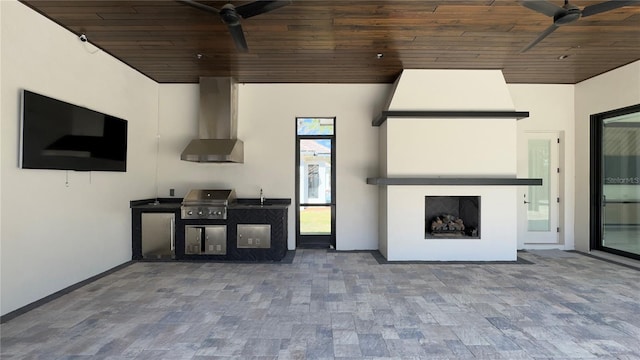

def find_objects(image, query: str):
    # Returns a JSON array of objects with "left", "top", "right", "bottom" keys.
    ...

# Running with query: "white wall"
[
  {"left": 574, "top": 61, "right": 640, "bottom": 252},
  {"left": 387, "top": 119, "right": 517, "bottom": 176},
  {"left": 510, "top": 84, "right": 575, "bottom": 249},
  {"left": 0, "top": 1, "right": 159, "bottom": 315},
  {"left": 378, "top": 123, "right": 388, "bottom": 258},
  {"left": 388, "top": 69, "right": 516, "bottom": 111},
  {"left": 157, "top": 83, "right": 388, "bottom": 250}
]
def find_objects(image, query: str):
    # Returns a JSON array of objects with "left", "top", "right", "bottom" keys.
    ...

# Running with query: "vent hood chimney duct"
[{"left": 181, "top": 77, "right": 244, "bottom": 163}]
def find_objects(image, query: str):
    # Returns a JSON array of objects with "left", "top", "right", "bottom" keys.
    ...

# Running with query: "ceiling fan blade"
[
  {"left": 520, "top": 0, "right": 564, "bottom": 17},
  {"left": 235, "top": 0, "right": 291, "bottom": 19},
  {"left": 520, "top": 23, "right": 559, "bottom": 53},
  {"left": 581, "top": 0, "right": 637, "bottom": 17},
  {"left": 227, "top": 24, "right": 249, "bottom": 52},
  {"left": 175, "top": 0, "right": 219, "bottom": 14}
]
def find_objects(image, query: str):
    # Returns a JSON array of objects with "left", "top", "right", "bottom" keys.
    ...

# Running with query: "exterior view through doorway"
[
  {"left": 296, "top": 117, "right": 336, "bottom": 249},
  {"left": 591, "top": 104, "right": 640, "bottom": 260}
]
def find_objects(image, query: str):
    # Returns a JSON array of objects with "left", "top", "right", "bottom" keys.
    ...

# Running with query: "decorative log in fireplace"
[
  {"left": 431, "top": 213, "right": 464, "bottom": 234},
  {"left": 425, "top": 196, "right": 480, "bottom": 239},
  {"left": 429, "top": 214, "right": 478, "bottom": 237}
]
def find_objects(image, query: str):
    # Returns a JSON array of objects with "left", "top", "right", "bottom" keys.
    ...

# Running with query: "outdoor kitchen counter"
[
  {"left": 221, "top": 198, "right": 290, "bottom": 261},
  {"left": 131, "top": 197, "right": 290, "bottom": 261},
  {"left": 129, "top": 198, "right": 291, "bottom": 209}
]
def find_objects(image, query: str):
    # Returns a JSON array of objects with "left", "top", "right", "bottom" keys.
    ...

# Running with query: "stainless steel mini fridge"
[{"left": 141, "top": 213, "right": 175, "bottom": 259}]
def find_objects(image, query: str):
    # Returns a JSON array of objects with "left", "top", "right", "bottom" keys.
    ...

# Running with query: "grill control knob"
[
  {"left": 197, "top": 210, "right": 203, "bottom": 216},
  {"left": 187, "top": 210, "right": 193, "bottom": 215}
]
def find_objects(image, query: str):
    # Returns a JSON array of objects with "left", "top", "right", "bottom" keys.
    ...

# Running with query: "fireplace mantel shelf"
[
  {"left": 367, "top": 177, "right": 542, "bottom": 186},
  {"left": 373, "top": 110, "right": 530, "bottom": 127}
]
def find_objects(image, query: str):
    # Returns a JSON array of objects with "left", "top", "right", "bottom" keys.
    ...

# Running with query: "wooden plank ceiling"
[{"left": 19, "top": 0, "right": 640, "bottom": 84}]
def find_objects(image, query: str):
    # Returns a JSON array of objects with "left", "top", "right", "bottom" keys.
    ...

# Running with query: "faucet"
[{"left": 260, "top": 188, "right": 265, "bottom": 205}]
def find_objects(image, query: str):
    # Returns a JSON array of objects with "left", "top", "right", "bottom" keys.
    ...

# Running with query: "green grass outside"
[{"left": 300, "top": 207, "right": 331, "bottom": 234}]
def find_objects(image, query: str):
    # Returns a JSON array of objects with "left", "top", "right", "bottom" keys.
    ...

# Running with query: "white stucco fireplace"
[{"left": 369, "top": 69, "right": 539, "bottom": 261}]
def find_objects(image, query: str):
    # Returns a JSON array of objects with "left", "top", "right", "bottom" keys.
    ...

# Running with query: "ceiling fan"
[
  {"left": 177, "top": 0, "right": 291, "bottom": 52},
  {"left": 519, "top": 0, "right": 637, "bottom": 53}
]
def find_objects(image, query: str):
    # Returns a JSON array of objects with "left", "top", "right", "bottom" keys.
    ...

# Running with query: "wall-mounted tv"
[{"left": 20, "top": 90, "right": 128, "bottom": 172}]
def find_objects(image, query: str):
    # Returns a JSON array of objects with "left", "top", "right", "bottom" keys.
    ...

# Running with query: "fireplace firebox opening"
[{"left": 425, "top": 196, "right": 480, "bottom": 239}]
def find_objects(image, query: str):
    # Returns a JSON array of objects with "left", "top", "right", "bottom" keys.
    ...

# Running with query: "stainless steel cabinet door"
[
  {"left": 185, "top": 226, "right": 202, "bottom": 254},
  {"left": 204, "top": 226, "right": 227, "bottom": 254},
  {"left": 185, "top": 225, "right": 227, "bottom": 255},
  {"left": 141, "top": 213, "right": 175, "bottom": 259}
]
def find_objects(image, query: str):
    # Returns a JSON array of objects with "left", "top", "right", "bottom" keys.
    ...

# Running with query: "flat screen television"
[{"left": 20, "top": 90, "right": 128, "bottom": 172}]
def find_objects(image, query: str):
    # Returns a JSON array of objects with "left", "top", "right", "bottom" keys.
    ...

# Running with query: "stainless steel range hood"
[{"left": 181, "top": 77, "right": 244, "bottom": 163}]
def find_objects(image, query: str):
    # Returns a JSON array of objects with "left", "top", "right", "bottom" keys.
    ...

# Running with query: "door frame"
[
  {"left": 295, "top": 118, "right": 336, "bottom": 249},
  {"left": 517, "top": 130, "right": 564, "bottom": 248},
  {"left": 590, "top": 103, "right": 640, "bottom": 260}
]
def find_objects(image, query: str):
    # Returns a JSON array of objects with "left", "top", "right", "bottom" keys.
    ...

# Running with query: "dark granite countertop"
[
  {"left": 130, "top": 198, "right": 291, "bottom": 210},
  {"left": 230, "top": 198, "right": 291, "bottom": 210},
  {"left": 130, "top": 198, "right": 182, "bottom": 210}
]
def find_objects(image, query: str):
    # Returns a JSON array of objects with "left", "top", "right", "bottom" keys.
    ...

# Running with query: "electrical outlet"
[{"left": 169, "top": 188, "right": 175, "bottom": 197}]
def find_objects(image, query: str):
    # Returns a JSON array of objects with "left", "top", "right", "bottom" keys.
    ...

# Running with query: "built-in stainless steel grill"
[{"left": 181, "top": 189, "right": 236, "bottom": 220}]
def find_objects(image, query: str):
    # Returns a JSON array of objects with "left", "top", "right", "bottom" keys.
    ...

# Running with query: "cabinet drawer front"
[{"left": 237, "top": 224, "right": 271, "bottom": 248}]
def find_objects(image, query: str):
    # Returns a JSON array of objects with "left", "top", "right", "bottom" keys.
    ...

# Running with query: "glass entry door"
[
  {"left": 296, "top": 118, "right": 336, "bottom": 248},
  {"left": 596, "top": 108, "right": 640, "bottom": 258},
  {"left": 518, "top": 132, "right": 561, "bottom": 246}
]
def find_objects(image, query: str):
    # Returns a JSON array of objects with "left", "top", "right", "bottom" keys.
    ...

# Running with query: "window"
[{"left": 296, "top": 117, "right": 336, "bottom": 248}]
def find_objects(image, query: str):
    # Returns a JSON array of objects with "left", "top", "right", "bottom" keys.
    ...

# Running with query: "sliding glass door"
[{"left": 591, "top": 104, "right": 640, "bottom": 259}]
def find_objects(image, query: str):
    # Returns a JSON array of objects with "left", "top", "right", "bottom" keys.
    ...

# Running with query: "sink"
[
  {"left": 234, "top": 200, "right": 281, "bottom": 208},
  {"left": 230, "top": 199, "right": 291, "bottom": 209},
  {"left": 237, "top": 203, "right": 269, "bottom": 208}
]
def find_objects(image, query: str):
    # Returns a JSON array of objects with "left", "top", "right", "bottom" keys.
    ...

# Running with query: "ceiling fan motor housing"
[
  {"left": 220, "top": 5, "right": 241, "bottom": 26},
  {"left": 554, "top": 6, "right": 581, "bottom": 25}
]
